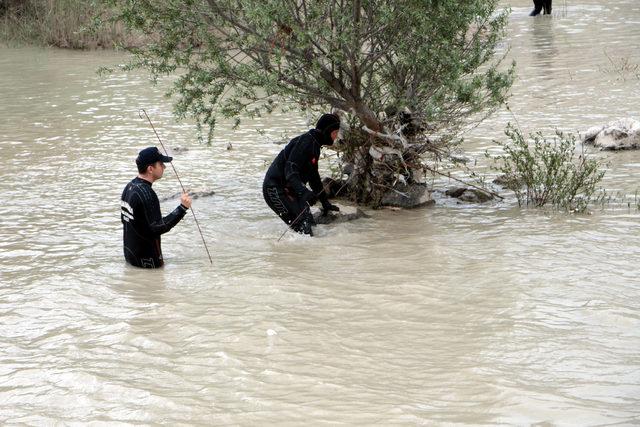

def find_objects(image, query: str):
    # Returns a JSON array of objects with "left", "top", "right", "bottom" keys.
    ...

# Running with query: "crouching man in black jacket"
[
  {"left": 121, "top": 146, "right": 192, "bottom": 268},
  {"left": 263, "top": 113, "right": 341, "bottom": 236}
]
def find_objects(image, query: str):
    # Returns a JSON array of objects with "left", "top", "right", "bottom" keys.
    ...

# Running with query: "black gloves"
[
  {"left": 301, "top": 190, "right": 318, "bottom": 206},
  {"left": 321, "top": 202, "right": 340, "bottom": 216}
]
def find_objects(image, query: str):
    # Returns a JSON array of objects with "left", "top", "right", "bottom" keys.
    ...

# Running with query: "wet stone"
[
  {"left": 445, "top": 187, "right": 494, "bottom": 203},
  {"left": 380, "top": 183, "right": 434, "bottom": 208},
  {"left": 312, "top": 204, "right": 368, "bottom": 225},
  {"left": 582, "top": 118, "right": 640, "bottom": 150},
  {"left": 159, "top": 188, "right": 216, "bottom": 202}
]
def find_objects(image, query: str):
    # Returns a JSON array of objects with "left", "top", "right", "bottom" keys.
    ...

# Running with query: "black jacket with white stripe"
[{"left": 120, "top": 177, "right": 187, "bottom": 268}]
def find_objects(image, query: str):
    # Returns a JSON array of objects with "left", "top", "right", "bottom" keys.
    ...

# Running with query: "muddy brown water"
[{"left": 1, "top": 0, "right": 640, "bottom": 424}]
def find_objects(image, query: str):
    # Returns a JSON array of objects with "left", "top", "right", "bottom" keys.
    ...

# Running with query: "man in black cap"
[
  {"left": 120, "top": 146, "right": 192, "bottom": 268},
  {"left": 263, "top": 113, "right": 341, "bottom": 236}
]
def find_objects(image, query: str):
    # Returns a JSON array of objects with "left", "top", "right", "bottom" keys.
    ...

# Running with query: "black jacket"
[
  {"left": 121, "top": 177, "right": 187, "bottom": 268},
  {"left": 263, "top": 129, "right": 329, "bottom": 206}
]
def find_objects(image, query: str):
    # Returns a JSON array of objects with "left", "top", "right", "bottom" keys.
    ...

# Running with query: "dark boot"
[
  {"left": 301, "top": 211, "right": 314, "bottom": 236},
  {"left": 299, "top": 218, "right": 314, "bottom": 236},
  {"left": 543, "top": 0, "right": 552, "bottom": 14}
]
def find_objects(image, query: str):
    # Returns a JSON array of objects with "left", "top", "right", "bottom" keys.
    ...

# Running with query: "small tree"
[{"left": 104, "top": 0, "right": 514, "bottom": 205}]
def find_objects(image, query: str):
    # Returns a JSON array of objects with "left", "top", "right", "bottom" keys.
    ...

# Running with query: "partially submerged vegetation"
[
  {"left": 593, "top": 189, "right": 640, "bottom": 212},
  {"left": 600, "top": 51, "right": 640, "bottom": 81},
  {"left": 490, "top": 124, "right": 606, "bottom": 212}
]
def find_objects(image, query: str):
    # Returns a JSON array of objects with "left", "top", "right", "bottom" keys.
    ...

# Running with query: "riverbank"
[{"left": 0, "top": 0, "right": 139, "bottom": 49}]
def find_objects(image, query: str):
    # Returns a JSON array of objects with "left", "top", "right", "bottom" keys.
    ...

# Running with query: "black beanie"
[
  {"left": 316, "top": 113, "right": 340, "bottom": 133},
  {"left": 315, "top": 113, "right": 341, "bottom": 145}
]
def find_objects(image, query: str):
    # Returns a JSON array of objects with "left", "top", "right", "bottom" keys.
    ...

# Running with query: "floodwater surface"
[{"left": 1, "top": 0, "right": 640, "bottom": 424}]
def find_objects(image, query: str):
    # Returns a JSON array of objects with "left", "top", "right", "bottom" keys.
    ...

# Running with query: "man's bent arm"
[
  {"left": 148, "top": 204, "right": 188, "bottom": 236},
  {"left": 135, "top": 189, "right": 188, "bottom": 236}
]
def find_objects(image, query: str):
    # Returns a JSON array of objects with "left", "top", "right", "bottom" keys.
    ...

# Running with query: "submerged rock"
[
  {"left": 582, "top": 118, "right": 640, "bottom": 150},
  {"left": 445, "top": 187, "right": 494, "bottom": 203},
  {"left": 159, "top": 188, "right": 215, "bottom": 202},
  {"left": 381, "top": 183, "right": 434, "bottom": 208},
  {"left": 312, "top": 204, "right": 368, "bottom": 225},
  {"left": 321, "top": 178, "right": 435, "bottom": 209},
  {"left": 493, "top": 174, "right": 520, "bottom": 190}
]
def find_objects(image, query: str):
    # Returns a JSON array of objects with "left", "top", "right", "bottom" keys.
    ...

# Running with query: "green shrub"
[{"left": 490, "top": 123, "right": 606, "bottom": 212}]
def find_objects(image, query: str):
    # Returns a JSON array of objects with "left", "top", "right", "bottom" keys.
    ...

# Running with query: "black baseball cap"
[{"left": 136, "top": 146, "right": 172, "bottom": 168}]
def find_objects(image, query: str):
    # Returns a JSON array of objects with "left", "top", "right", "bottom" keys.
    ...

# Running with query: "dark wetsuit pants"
[
  {"left": 531, "top": 0, "right": 552, "bottom": 15},
  {"left": 263, "top": 184, "right": 314, "bottom": 235}
]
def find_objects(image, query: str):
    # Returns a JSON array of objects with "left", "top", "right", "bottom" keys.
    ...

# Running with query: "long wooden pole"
[{"left": 139, "top": 109, "right": 213, "bottom": 264}]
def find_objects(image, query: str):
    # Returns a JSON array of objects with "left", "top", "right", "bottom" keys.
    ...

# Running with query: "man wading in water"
[
  {"left": 530, "top": 0, "right": 552, "bottom": 16},
  {"left": 121, "top": 146, "right": 192, "bottom": 268},
  {"left": 263, "top": 113, "right": 341, "bottom": 236}
]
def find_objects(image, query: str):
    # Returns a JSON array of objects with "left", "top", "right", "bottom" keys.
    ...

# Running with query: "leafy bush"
[{"left": 491, "top": 124, "right": 606, "bottom": 212}]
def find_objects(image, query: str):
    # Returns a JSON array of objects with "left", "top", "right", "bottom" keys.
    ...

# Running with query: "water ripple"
[{"left": 2, "top": 4, "right": 640, "bottom": 424}]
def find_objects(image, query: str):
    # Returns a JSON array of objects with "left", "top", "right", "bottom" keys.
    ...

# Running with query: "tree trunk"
[
  {"left": 336, "top": 113, "right": 432, "bottom": 208},
  {"left": 352, "top": 101, "right": 382, "bottom": 132}
]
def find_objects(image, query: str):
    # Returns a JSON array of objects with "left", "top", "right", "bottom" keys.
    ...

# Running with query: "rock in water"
[
  {"left": 312, "top": 204, "right": 368, "bottom": 225},
  {"left": 380, "top": 183, "right": 434, "bottom": 208},
  {"left": 445, "top": 187, "right": 494, "bottom": 203},
  {"left": 582, "top": 118, "right": 640, "bottom": 150},
  {"left": 159, "top": 188, "right": 215, "bottom": 202}
]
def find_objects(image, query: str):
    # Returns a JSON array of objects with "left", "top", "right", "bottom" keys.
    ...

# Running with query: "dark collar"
[
  {"left": 309, "top": 128, "right": 332, "bottom": 146},
  {"left": 134, "top": 176, "right": 153, "bottom": 186}
]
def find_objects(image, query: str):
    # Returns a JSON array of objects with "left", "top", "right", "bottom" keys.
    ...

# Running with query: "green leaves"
[
  {"left": 103, "top": 0, "right": 513, "bottom": 144},
  {"left": 491, "top": 124, "right": 606, "bottom": 212}
]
